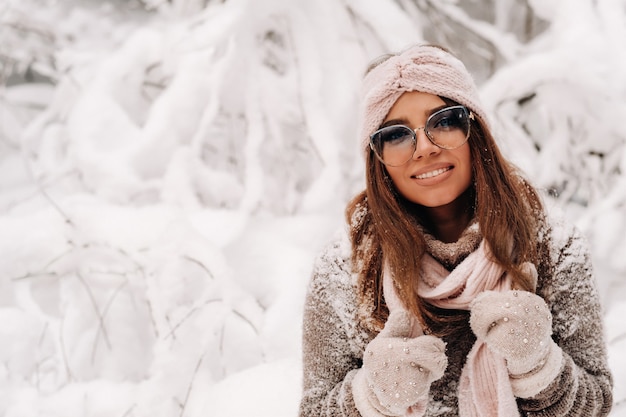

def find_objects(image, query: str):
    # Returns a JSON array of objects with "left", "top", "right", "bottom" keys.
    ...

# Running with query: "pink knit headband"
[{"left": 359, "top": 44, "right": 489, "bottom": 154}]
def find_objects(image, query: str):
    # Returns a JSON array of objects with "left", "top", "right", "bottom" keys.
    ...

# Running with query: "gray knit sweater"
[{"left": 299, "top": 210, "right": 613, "bottom": 416}]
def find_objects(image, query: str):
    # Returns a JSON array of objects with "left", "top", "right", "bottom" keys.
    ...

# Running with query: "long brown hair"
[{"left": 346, "top": 111, "right": 544, "bottom": 336}]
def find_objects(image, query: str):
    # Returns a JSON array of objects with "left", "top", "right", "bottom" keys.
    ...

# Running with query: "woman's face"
[{"left": 382, "top": 91, "right": 473, "bottom": 209}]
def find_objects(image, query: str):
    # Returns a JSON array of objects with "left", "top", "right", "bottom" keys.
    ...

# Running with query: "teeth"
[{"left": 415, "top": 167, "right": 451, "bottom": 179}]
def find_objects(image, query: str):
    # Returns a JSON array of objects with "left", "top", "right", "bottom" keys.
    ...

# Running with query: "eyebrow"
[{"left": 380, "top": 104, "right": 449, "bottom": 128}]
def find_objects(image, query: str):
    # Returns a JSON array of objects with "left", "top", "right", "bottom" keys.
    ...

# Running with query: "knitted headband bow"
[{"left": 359, "top": 45, "right": 489, "bottom": 155}]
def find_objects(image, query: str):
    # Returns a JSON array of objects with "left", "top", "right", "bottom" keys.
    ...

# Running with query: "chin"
[{"left": 408, "top": 191, "right": 468, "bottom": 209}]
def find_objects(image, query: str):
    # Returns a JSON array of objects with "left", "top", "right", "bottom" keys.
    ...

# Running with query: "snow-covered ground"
[{"left": 1, "top": 0, "right": 625, "bottom": 415}]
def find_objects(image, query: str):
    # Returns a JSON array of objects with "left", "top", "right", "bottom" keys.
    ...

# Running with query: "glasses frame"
[{"left": 369, "top": 105, "right": 474, "bottom": 167}]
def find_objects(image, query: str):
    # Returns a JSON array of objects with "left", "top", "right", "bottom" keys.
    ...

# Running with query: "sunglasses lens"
[
  {"left": 370, "top": 125, "right": 415, "bottom": 166},
  {"left": 426, "top": 107, "right": 471, "bottom": 149},
  {"left": 369, "top": 106, "right": 472, "bottom": 166}
]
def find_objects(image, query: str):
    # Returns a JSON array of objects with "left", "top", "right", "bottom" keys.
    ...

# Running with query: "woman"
[{"left": 298, "top": 44, "right": 613, "bottom": 417}]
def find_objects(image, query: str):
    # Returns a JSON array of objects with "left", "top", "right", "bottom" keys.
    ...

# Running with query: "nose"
[{"left": 411, "top": 128, "right": 441, "bottom": 160}]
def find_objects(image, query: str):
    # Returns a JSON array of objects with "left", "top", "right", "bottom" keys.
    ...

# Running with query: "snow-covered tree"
[{"left": 1, "top": 0, "right": 625, "bottom": 415}]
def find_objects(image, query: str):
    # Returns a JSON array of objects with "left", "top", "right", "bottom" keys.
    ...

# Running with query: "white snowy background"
[{"left": 1, "top": 0, "right": 625, "bottom": 416}]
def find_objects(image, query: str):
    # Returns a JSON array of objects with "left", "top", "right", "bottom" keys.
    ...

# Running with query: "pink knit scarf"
[{"left": 383, "top": 240, "right": 523, "bottom": 417}]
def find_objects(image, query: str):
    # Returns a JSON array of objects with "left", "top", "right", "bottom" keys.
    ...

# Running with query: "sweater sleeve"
[
  {"left": 518, "top": 213, "right": 613, "bottom": 416},
  {"left": 298, "top": 233, "right": 373, "bottom": 417}
]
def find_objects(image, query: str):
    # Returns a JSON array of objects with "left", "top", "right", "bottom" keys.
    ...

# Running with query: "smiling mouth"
[{"left": 413, "top": 167, "right": 452, "bottom": 179}]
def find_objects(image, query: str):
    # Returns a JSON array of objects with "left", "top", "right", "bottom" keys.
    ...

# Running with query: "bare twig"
[
  {"left": 37, "top": 185, "right": 74, "bottom": 226},
  {"left": 178, "top": 354, "right": 205, "bottom": 417},
  {"left": 120, "top": 404, "right": 137, "bottom": 417},
  {"left": 12, "top": 270, "right": 59, "bottom": 282},
  {"left": 182, "top": 255, "right": 215, "bottom": 279},
  {"left": 75, "top": 272, "right": 112, "bottom": 357},
  {"left": 164, "top": 298, "right": 223, "bottom": 340},
  {"left": 144, "top": 293, "right": 160, "bottom": 339},
  {"left": 58, "top": 314, "right": 74, "bottom": 382},
  {"left": 231, "top": 308, "right": 259, "bottom": 335},
  {"left": 92, "top": 280, "right": 129, "bottom": 363}
]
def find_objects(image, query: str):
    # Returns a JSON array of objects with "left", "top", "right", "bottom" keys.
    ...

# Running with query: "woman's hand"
[
  {"left": 470, "top": 290, "right": 554, "bottom": 376},
  {"left": 354, "top": 310, "right": 447, "bottom": 416}
]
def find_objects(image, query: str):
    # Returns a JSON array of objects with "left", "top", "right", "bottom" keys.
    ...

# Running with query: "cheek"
[
  {"left": 385, "top": 167, "right": 405, "bottom": 189},
  {"left": 460, "top": 164, "right": 473, "bottom": 189}
]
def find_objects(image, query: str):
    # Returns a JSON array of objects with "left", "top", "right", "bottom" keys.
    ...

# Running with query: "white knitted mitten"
[
  {"left": 470, "top": 290, "right": 563, "bottom": 397},
  {"left": 353, "top": 310, "right": 447, "bottom": 416}
]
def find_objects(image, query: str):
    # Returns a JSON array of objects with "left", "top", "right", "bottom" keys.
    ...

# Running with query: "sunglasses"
[{"left": 369, "top": 105, "right": 474, "bottom": 167}]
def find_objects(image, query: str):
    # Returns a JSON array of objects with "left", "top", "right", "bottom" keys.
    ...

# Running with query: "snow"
[
  {"left": 206, "top": 357, "right": 301, "bottom": 417},
  {"left": 1, "top": 0, "right": 625, "bottom": 416}
]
